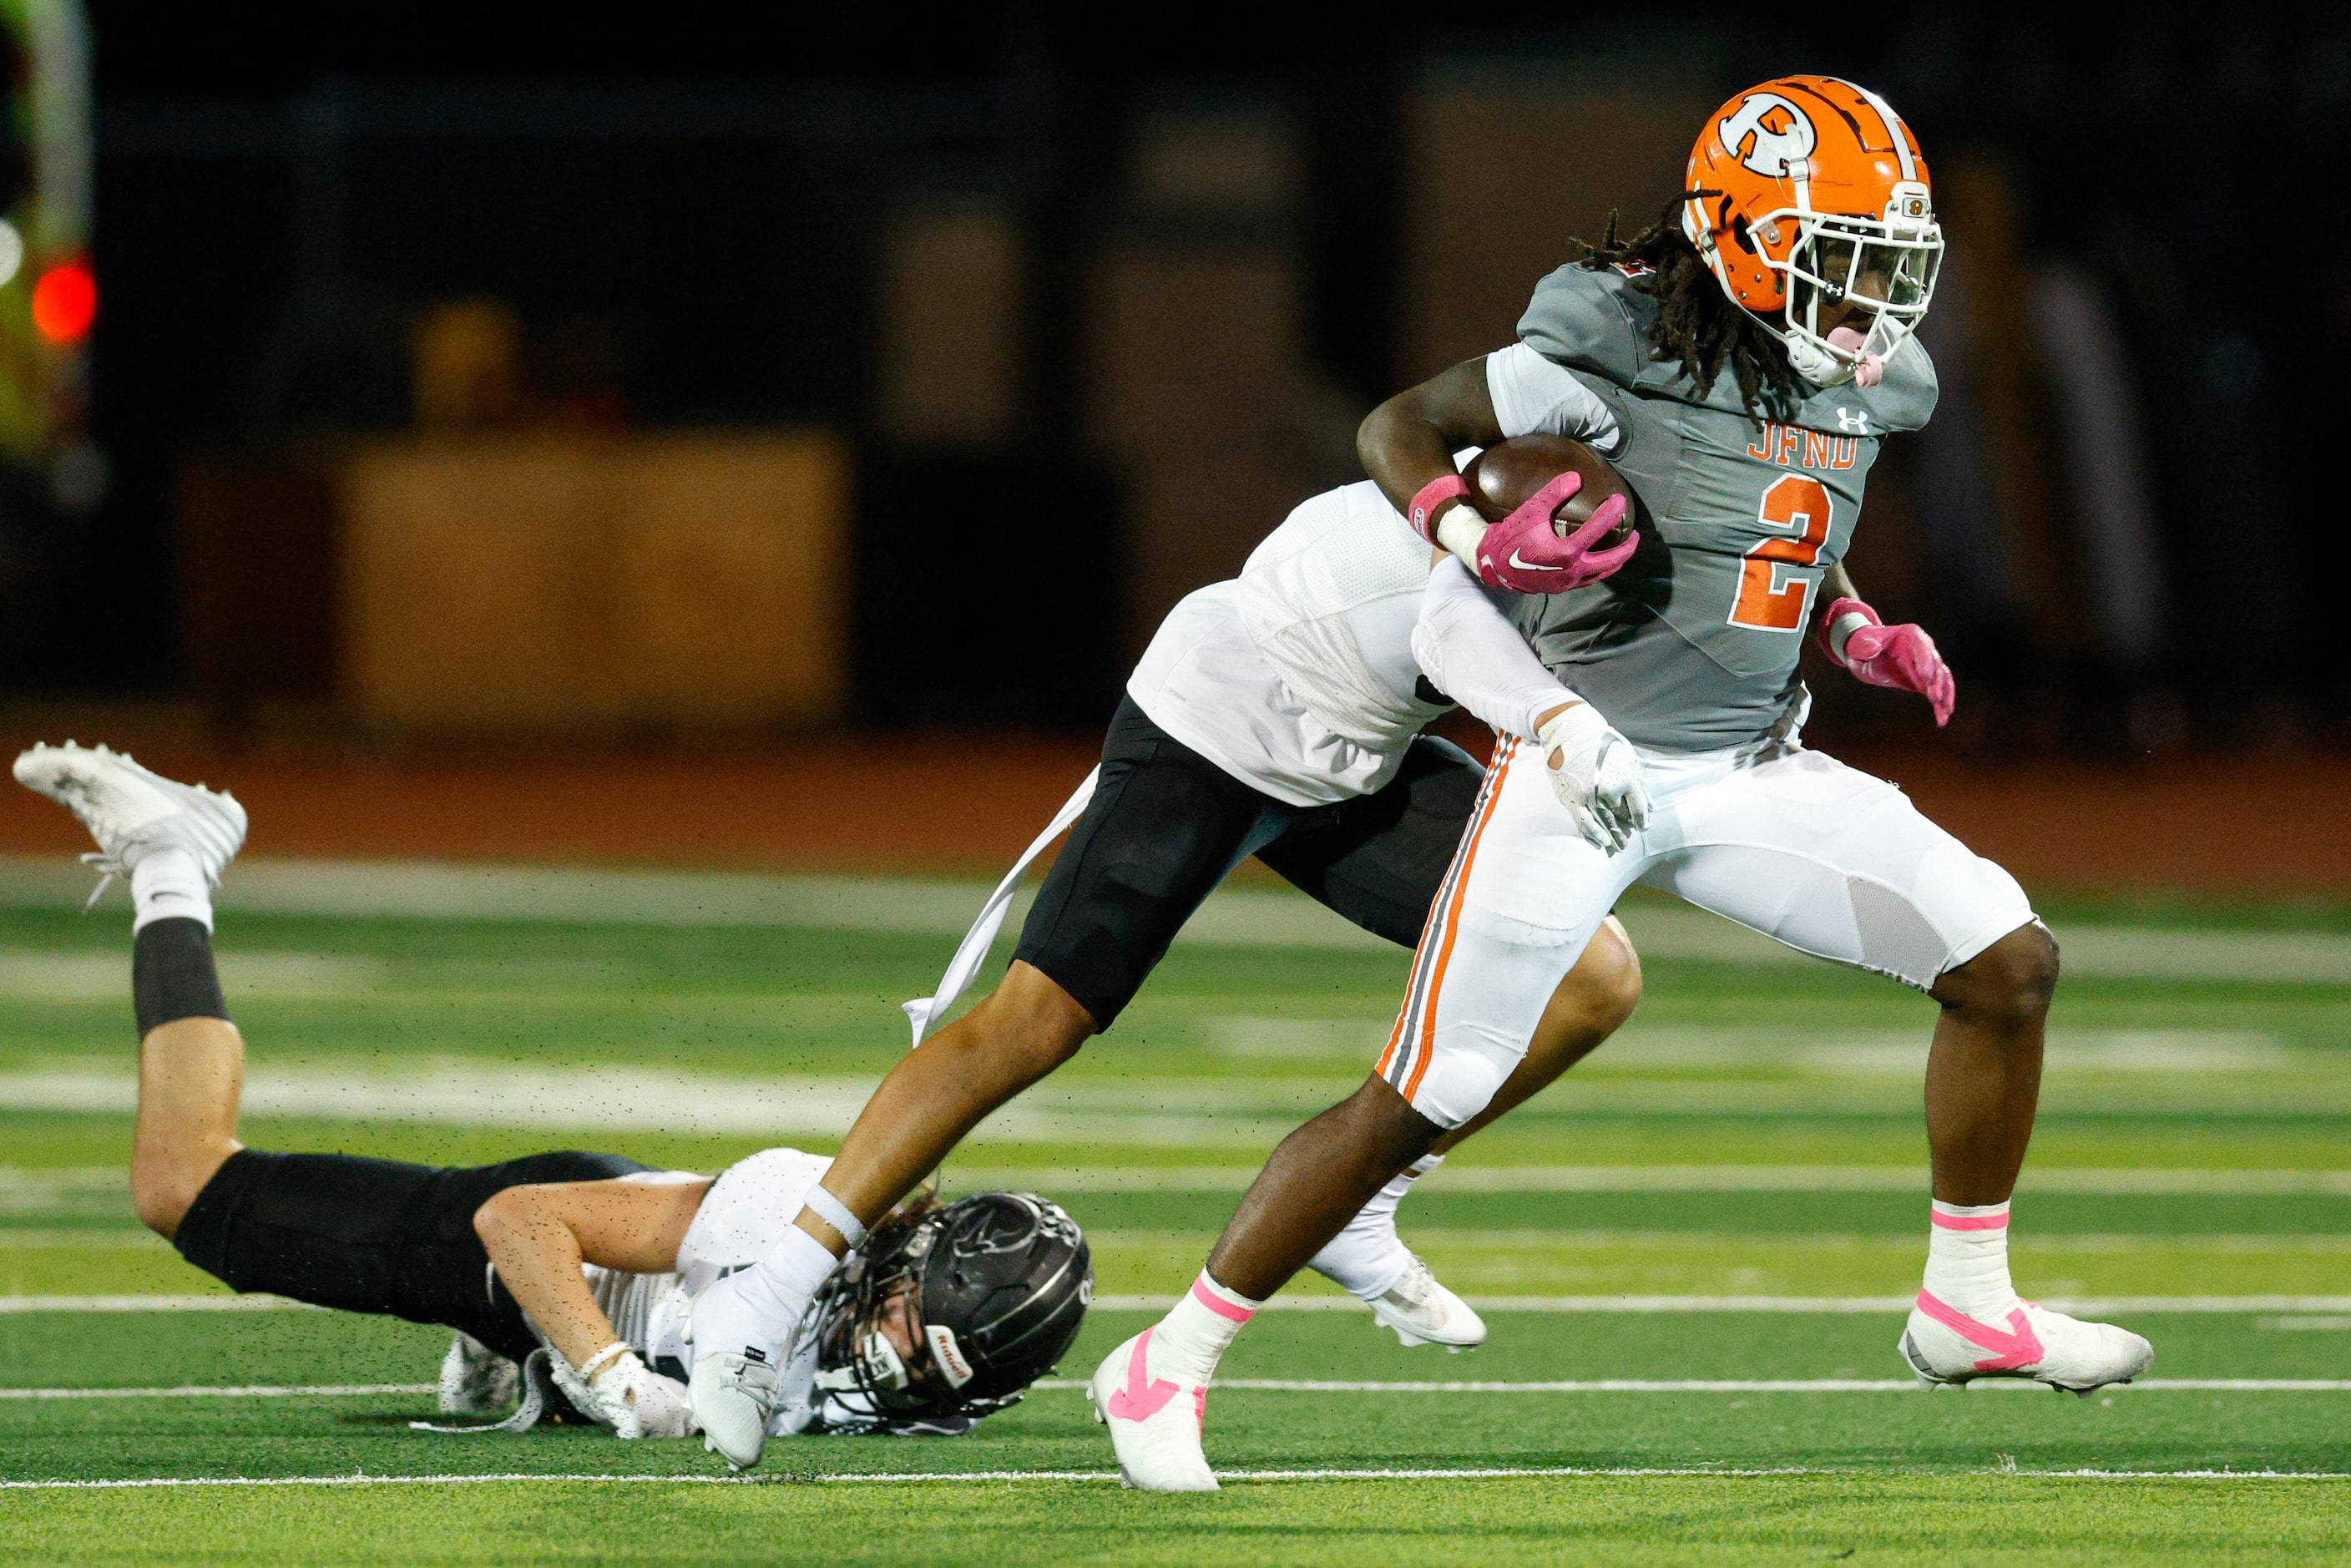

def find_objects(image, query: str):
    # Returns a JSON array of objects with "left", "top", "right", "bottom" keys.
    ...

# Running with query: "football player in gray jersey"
[
  {"left": 1097, "top": 75, "right": 2151, "bottom": 1491},
  {"left": 685, "top": 382, "right": 1653, "bottom": 1459}
]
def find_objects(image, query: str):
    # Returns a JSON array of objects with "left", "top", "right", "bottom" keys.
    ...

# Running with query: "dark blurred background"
[{"left": 5, "top": 3, "right": 2347, "bottom": 761}]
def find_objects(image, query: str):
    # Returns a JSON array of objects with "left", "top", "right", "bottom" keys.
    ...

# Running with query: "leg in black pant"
[
  {"left": 129, "top": 914, "right": 649, "bottom": 1359},
  {"left": 174, "top": 1148, "right": 646, "bottom": 1363}
]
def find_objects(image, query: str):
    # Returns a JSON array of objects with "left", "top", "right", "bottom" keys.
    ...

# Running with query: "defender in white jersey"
[
  {"left": 686, "top": 381, "right": 1650, "bottom": 1468},
  {"left": 14, "top": 743, "right": 1090, "bottom": 1444},
  {"left": 472, "top": 1151, "right": 1089, "bottom": 1440},
  {"left": 1097, "top": 75, "right": 2150, "bottom": 1492}
]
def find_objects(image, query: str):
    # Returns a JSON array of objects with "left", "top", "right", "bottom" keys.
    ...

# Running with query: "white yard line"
[
  {"left": 1026, "top": 1378, "right": 2351, "bottom": 1393},
  {"left": 0, "top": 1067, "right": 890, "bottom": 1136},
  {"left": 5, "top": 1041, "right": 2346, "bottom": 1138},
  {"left": 8, "top": 1377, "right": 2348, "bottom": 1403},
  {"left": 3, "top": 855, "right": 2346, "bottom": 979},
  {"left": 1088, "top": 1293, "right": 2351, "bottom": 1314},
  {"left": 1434, "top": 1166, "right": 2351, "bottom": 1196},
  {"left": 11, "top": 1292, "right": 2351, "bottom": 1316},
  {"left": 0, "top": 1230, "right": 165, "bottom": 1248},
  {"left": 1, "top": 1465, "right": 2345, "bottom": 1491},
  {"left": 18, "top": 1227, "right": 2351, "bottom": 1256},
  {"left": 0, "top": 1383, "right": 431, "bottom": 1400},
  {"left": 0, "top": 1295, "right": 317, "bottom": 1313},
  {"left": 17, "top": 1164, "right": 2351, "bottom": 1198},
  {"left": 952, "top": 1166, "right": 2351, "bottom": 1196}
]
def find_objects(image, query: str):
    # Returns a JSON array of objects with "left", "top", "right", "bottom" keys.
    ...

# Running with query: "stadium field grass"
[
  {"left": 8, "top": 1474, "right": 2343, "bottom": 1568},
  {"left": 2, "top": 897, "right": 2347, "bottom": 1562}
]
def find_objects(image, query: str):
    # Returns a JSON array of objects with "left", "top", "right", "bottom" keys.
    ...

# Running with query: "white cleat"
[
  {"left": 1086, "top": 1328, "right": 1217, "bottom": 1492},
  {"left": 13, "top": 741, "right": 247, "bottom": 898},
  {"left": 690, "top": 1353, "right": 778, "bottom": 1469},
  {"left": 1899, "top": 1292, "right": 2153, "bottom": 1395},
  {"left": 684, "top": 1270, "right": 786, "bottom": 1469},
  {"left": 437, "top": 1332, "right": 519, "bottom": 1415},
  {"left": 1367, "top": 1253, "right": 1487, "bottom": 1352}
]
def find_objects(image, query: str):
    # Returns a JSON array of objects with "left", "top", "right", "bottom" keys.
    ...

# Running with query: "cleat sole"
[{"left": 1385, "top": 1320, "right": 1483, "bottom": 1353}]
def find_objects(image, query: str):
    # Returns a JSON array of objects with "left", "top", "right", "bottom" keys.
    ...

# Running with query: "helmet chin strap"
[
  {"left": 1774, "top": 317, "right": 1894, "bottom": 387},
  {"left": 1781, "top": 331, "right": 1855, "bottom": 387},
  {"left": 814, "top": 1328, "right": 913, "bottom": 1394}
]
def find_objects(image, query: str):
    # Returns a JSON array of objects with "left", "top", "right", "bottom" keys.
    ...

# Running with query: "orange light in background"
[{"left": 31, "top": 258, "right": 96, "bottom": 345}]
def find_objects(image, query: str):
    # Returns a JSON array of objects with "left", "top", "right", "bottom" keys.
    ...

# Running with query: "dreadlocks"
[{"left": 1571, "top": 194, "right": 1804, "bottom": 423}]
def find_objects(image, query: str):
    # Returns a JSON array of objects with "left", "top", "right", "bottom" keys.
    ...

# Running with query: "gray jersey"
[{"left": 1506, "top": 263, "right": 1937, "bottom": 751}]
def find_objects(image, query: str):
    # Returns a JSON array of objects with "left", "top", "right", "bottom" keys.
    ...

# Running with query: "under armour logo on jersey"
[
  {"left": 1718, "top": 93, "right": 1817, "bottom": 178},
  {"left": 1836, "top": 407, "right": 1870, "bottom": 433}
]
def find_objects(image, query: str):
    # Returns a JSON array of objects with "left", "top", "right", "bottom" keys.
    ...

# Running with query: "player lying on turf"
[
  {"left": 14, "top": 742, "right": 1091, "bottom": 1444},
  {"left": 685, "top": 333, "right": 1655, "bottom": 1463},
  {"left": 1092, "top": 74, "right": 2156, "bottom": 1489}
]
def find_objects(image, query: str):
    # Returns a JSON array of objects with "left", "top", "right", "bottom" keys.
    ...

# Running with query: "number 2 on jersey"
[{"left": 1728, "top": 473, "right": 1832, "bottom": 631}]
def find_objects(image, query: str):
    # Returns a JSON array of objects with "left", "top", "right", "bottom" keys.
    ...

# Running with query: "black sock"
[{"left": 134, "top": 917, "right": 230, "bottom": 1037}]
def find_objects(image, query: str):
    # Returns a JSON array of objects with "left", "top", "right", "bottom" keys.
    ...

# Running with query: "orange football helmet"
[{"left": 1681, "top": 76, "right": 1941, "bottom": 388}]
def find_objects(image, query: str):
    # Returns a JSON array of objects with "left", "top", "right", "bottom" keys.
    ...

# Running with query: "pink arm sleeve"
[{"left": 1411, "top": 556, "right": 1578, "bottom": 741}]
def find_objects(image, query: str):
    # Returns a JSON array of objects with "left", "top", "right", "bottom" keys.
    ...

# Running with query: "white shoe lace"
[
  {"left": 1379, "top": 1255, "right": 1437, "bottom": 1311},
  {"left": 78, "top": 851, "right": 128, "bottom": 913}
]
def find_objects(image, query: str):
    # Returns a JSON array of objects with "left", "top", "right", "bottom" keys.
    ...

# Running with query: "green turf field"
[{"left": 2, "top": 888, "right": 2347, "bottom": 1563}]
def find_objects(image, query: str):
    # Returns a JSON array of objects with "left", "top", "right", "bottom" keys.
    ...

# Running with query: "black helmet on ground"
[{"left": 806, "top": 1191, "right": 1091, "bottom": 1434}]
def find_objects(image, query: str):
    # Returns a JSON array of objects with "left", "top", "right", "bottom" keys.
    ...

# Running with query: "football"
[{"left": 1461, "top": 434, "right": 1636, "bottom": 542}]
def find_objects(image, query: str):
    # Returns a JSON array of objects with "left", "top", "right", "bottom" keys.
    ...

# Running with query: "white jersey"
[
  {"left": 1124, "top": 344, "right": 1619, "bottom": 806},
  {"left": 573, "top": 1147, "right": 894, "bottom": 1437}
]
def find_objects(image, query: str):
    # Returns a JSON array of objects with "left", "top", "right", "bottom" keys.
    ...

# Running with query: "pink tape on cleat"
[
  {"left": 1105, "top": 1326, "right": 1181, "bottom": 1422},
  {"left": 1914, "top": 1289, "right": 2045, "bottom": 1373}
]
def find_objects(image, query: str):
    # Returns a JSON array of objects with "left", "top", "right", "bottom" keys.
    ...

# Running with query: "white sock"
[
  {"left": 1920, "top": 1200, "right": 2020, "bottom": 1319},
  {"left": 729, "top": 1223, "right": 842, "bottom": 1344},
  {"left": 1147, "top": 1270, "right": 1261, "bottom": 1386},
  {"left": 130, "top": 848, "right": 212, "bottom": 933},
  {"left": 1307, "top": 1152, "right": 1441, "bottom": 1300}
]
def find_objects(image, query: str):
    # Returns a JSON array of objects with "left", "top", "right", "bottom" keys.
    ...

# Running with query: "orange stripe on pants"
[
  {"left": 1376, "top": 736, "right": 1513, "bottom": 1081},
  {"left": 1395, "top": 737, "right": 1516, "bottom": 1105}
]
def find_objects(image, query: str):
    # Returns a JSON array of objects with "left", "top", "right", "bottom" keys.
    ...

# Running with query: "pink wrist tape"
[{"left": 1408, "top": 474, "right": 1471, "bottom": 544}]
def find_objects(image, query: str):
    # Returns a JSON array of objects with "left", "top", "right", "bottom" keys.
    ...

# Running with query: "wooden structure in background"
[
  {"left": 179, "top": 432, "right": 850, "bottom": 733},
  {"left": 179, "top": 445, "right": 346, "bottom": 718},
  {"left": 1403, "top": 58, "right": 1713, "bottom": 378},
  {"left": 1085, "top": 103, "right": 1342, "bottom": 662}
]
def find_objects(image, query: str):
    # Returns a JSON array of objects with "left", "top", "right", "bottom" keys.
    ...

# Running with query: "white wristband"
[
  {"left": 577, "top": 1342, "right": 632, "bottom": 1384},
  {"left": 801, "top": 1185, "right": 869, "bottom": 1248},
  {"left": 1433, "top": 503, "right": 1485, "bottom": 565},
  {"left": 1827, "top": 610, "right": 1873, "bottom": 665}
]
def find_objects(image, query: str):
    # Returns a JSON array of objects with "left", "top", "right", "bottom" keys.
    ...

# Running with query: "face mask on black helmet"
[{"left": 807, "top": 1191, "right": 1092, "bottom": 1434}]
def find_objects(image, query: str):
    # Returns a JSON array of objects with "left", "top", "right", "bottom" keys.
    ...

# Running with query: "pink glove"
[
  {"left": 1472, "top": 471, "right": 1638, "bottom": 595},
  {"left": 1819, "top": 597, "right": 1955, "bottom": 726}
]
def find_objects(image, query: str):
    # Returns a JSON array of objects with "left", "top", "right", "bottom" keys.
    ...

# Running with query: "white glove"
[
  {"left": 1534, "top": 701, "right": 1650, "bottom": 854},
  {"left": 551, "top": 1343, "right": 699, "bottom": 1439}
]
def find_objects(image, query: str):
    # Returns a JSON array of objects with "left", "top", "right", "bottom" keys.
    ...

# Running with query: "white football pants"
[{"left": 1376, "top": 736, "right": 2037, "bottom": 1129}]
